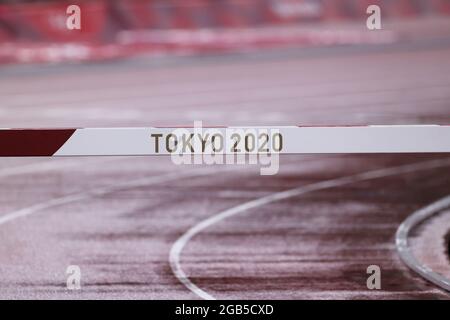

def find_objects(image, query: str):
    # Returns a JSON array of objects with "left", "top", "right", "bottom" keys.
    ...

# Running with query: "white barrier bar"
[{"left": 0, "top": 125, "right": 449, "bottom": 157}]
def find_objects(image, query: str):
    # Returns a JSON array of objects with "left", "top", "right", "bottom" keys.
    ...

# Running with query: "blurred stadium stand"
[{"left": 0, "top": 0, "right": 449, "bottom": 64}]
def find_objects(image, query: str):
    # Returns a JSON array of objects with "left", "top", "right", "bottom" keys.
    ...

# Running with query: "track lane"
[
  {"left": 0, "top": 42, "right": 449, "bottom": 299},
  {"left": 172, "top": 158, "right": 450, "bottom": 299}
]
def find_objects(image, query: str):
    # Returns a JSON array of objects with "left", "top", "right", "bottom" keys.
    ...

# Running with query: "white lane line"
[
  {"left": 396, "top": 195, "right": 450, "bottom": 292},
  {"left": 0, "top": 168, "right": 217, "bottom": 225},
  {"left": 0, "top": 156, "right": 204, "bottom": 179},
  {"left": 0, "top": 156, "right": 330, "bottom": 225},
  {"left": 0, "top": 158, "right": 116, "bottom": 179},
  {"left": 170, "top": 158, "right": 450, "bottom": 300}
]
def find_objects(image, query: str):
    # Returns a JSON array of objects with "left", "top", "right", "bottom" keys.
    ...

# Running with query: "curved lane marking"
[
  {"left": 0, "top": 168, "right": 218, "bottom": 225},
  {"left": 170, "top": 158, "right": 450, "bottom": 300},
  {"left": 0, "top": 158, "right": 117, "bottom": 179},
  {"left": 396, "top": 195, "right": 450, "bottom": 292},
  {"left": 0, "top": 157, "right": 320, "bottom": 225}
]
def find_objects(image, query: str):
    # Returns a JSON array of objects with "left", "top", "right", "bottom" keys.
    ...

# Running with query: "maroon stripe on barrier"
[{"left": 0, "top": 129, "right": 76, "bottom": 156}]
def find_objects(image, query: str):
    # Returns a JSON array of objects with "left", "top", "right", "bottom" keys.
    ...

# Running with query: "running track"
[{"left": 0, "top": 40, "right": 449, "bottom": 299}]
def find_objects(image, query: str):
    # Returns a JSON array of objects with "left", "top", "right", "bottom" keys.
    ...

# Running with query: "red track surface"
[{"left": 0, "top": 40, "right": 449, "bottom": 299}]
